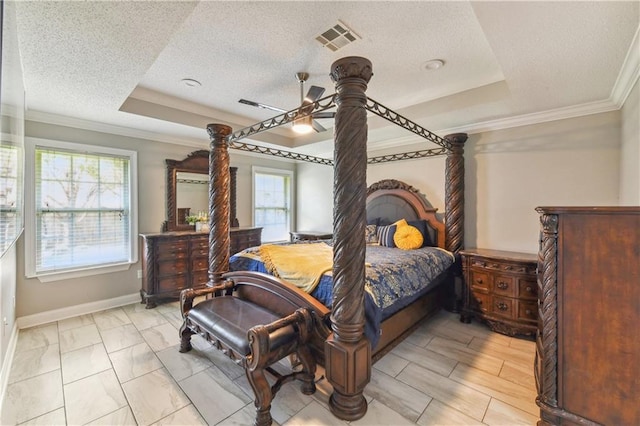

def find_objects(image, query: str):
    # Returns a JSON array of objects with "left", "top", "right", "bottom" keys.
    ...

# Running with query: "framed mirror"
[{"left": 164, "top": 150, "right": 238, "bottom": 232}]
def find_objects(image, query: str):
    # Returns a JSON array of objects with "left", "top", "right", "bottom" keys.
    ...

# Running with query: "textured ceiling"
[{"left": 13, "top": 1, "right": 640, "bottom": 155}]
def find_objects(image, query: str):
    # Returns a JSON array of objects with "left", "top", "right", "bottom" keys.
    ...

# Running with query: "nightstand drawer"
[
  {"left": 492, "top": 296, "right": 515, "bottom": 319},
  {"left": 471, "top": 292, "right": 490, "bottom": 312},
  {"left": 493, "top": 275, "right": 516, "bottom": 297},
  {"left": 518, "top": 301, "right": 537, "bottom": 322},
  {"left": 470, "top": 271, "right": 490, "bottom": 290},
  {"left": 518, "top": 279, "right": 537, "bottom": 300}
]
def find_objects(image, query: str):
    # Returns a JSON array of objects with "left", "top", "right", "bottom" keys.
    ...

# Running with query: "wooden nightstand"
[
  {"left": 289, "top": 231, "right": 333, "bottom": 242},
  {"left": 460, "top": 248, "right": 537, "bottom": 337}
]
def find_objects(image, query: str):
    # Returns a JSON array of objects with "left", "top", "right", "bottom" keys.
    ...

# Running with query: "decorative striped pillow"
[{"left": 376, "top": 224, "right": 397, "bottom": 247}]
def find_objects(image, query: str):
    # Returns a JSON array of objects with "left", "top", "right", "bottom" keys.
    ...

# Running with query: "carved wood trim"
[
  {"left": 230, "top": 166, "right": 239, "bottom": 227},
  {"left": 366, "top": 179, "right": 420, "bottom": 196},
  {"left": 207, "top": 124, "right": 232, "bottom": 285},
  {"left": 536, "top": 210, "right": 559, "bottom": 409},
  {"left": 444, "top": 133, "right": 467, "bottom": 254},
  {"left": 326, "top": 55, "right": 372, "bottom": 421},
  {"left": 165, "top": 150, "right": 209, "bottom": 232}
]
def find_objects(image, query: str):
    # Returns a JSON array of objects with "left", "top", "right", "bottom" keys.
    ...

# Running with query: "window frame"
[
  {"left": 252, "top": 166, "right": 294, "bottom": 243},
  {"left": 24, "top": 137, "right": 138, "bottom": 282}
]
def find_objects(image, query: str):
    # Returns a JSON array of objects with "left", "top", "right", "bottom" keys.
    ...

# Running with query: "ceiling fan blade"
[
  {"left": 312, "top": 112, "right": 335, "bottom": 119},
  {"left": 303, "top": 85, "right": 326, "bottom": 104},
  {"left": 311, "top": 120, "right": 326, "bottom": 133},
  {"left": 239, "top": 99, "right": 287, "bottom": 113}
]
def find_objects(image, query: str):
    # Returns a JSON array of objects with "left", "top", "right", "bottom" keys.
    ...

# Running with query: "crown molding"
[
  {"left": 436, "top": 98, "right": 620, "bottom": 137},
  {"left": 611, "top": 25, "right": 640, "bottom": 108},
  {"left": 25, "top": 110, "right": 207, "bottom": 148},
  {"left": 25, "top": 110, "right": 301, "bottom": 164}
]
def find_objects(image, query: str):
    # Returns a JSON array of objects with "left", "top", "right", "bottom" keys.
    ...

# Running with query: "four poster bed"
[{"left": 179, "top": 56, "right": 467, "bottom": 425}]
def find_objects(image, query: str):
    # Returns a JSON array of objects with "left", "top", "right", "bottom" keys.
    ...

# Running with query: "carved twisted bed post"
[
  {"left": 206, "top": 123, "right": 232, "bottom": 286},
  {"left": 444, "top": 133, "right": 467, "bottom": 312},
  {"left": 179, "top": 124, "right": 232, "bottom": 353},
  {"left": 325, "top": 56, "right": 373, "bottom": 421}
]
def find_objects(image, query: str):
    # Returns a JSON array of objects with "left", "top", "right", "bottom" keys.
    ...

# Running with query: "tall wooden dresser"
[
  {"left": 140, "top": 227, "right": 261, "bottom": 308},
  {"left": 536, "top": 207, "right": 639, "bottom": 426}
]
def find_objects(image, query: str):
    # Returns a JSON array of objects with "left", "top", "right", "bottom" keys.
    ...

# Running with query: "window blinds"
[{"left": 34, "top": 147, "right": 132, "bottom": 273}]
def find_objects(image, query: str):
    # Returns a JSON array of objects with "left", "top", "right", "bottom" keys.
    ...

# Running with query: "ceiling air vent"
[{"left": 316, "top": 20, "right": 360, "bottom": 52}]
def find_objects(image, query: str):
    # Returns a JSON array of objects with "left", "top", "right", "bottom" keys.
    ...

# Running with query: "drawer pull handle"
[
  {"left": 497, "top": 282, "right": 509, "bottom": 290},
  {"left": 526, "top": 286, "right": 534, "bottom": 293},
  {"left": 475, "top": 278, "right": 483, "bottom": 284},
  {"left": 475, "top": 298, "right": 483, "bottom": 305},
  {"left": 525, "top": 309, "right": 533, "bottom": 315},
  {"left": 504, "top": 265, "right": 513, "bottom": 270},
  {"left": 497, "top": 302, "right": 508, "bottom": 311}
]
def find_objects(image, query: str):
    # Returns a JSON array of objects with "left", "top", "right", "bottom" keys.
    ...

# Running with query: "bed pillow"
[
  {"left": 367, "top": 217, "right": 380, "bottom": 226},
  {"left": 407, "top": 219, "right": 435, "bottom": 247},
  {"left": 394, "top": 223, "right": 424, "bottom": 250},
  {"left": 365, "top": 224, "right": 379, "bottom": 244},
  {"left": 376, "top": 224, "right": 397, "bottom": 247}
]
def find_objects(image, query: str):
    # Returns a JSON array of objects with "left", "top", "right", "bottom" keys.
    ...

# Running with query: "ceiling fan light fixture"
[{"left": 292, "top": 115, "right": 314, "bottom": 134}]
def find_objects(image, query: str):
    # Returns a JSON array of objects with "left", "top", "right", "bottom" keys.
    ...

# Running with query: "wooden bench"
[{"left": 179, "top": 274, "right": 318, "bottom": 426}]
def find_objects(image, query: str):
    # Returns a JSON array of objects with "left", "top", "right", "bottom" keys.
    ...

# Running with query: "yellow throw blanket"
[{"left": 259, "top": 243, "right": 333, "bottom": 293}]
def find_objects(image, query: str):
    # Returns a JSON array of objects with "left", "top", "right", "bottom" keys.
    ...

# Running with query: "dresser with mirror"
[{"left": 139, "top": 150, "right": 261, "bottom": 308}]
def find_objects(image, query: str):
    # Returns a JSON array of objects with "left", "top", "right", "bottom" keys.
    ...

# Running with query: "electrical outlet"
[{"left": 137, "top": 270, "right": 142, "bottom": 279}]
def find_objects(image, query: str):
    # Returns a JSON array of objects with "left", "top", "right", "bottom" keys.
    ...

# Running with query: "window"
[
  {"left": 0, "top": 143, "right": 23, "bottom": 253},
  {"left": 25, "top": 138, "right": 137, "bottom": 281},
  {"left": 253, "top": 167, "right": 293, "bottom": 242}
]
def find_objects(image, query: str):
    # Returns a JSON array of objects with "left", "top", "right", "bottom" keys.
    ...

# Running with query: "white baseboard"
[
  {"left": 16, "top": 293, "right": 141, "bottom": 330},
  {"left": 0, "top": 323, "right": 19, "bottom": 420}
]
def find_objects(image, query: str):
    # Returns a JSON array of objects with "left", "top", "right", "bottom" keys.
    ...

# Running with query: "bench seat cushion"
[{"left": 188, "top": 296, "right": 296, "bottom": 356}]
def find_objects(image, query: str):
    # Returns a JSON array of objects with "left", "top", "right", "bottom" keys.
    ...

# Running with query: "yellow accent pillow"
[{"left": 393, "top": 224, "right": 424, "bottom": 250}]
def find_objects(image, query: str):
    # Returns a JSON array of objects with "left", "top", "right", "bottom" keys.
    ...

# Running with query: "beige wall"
[
  {"left": 620, "top": 79, "right": 640, "bottom": 204},
  {"left": 466, "top": 111, "right": 620, "bottom": 253},
  {"left": 298, "top": 110, "right": 622, "bottom": 254},
  {"left": 18, "top": 121, "right": 294, "bottom": 319}
]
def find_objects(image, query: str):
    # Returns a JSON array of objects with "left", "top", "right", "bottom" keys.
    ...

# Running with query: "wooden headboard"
[{"left": 366, "top": 179, "right": 445, "bottom": 249}]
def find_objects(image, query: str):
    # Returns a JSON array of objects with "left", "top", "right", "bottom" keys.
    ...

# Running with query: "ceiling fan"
[{"left": 239, "top": 72, "right": 334, "bottom": 133}]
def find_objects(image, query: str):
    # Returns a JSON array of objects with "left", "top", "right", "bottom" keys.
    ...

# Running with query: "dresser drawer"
[
  {"left": 191, "top": 257, "right": 208, "bottom": 272},
  {"left": 190, "top": 237, "right": 209, "bottom": 252},
  {"left": 493, "top": 275, "right": 516, "bottom": 297},
  {"left": 191, "top": 271, "right": 209, "bottom": 287},
  {"left": 470, "top": 271, "right": 490, "bottom": 290},
  {"left": 518, "top": 279, "right": 537, "bottom": 300},
  {"left": 158, "top": 259, "right": 188, "bottom": 276},
  {"left": 231, "top": 228, "right": 262, "bottom": 253},
  {"left": 492, "top": 296, "right": 515, "bottom": 319},
  {"left": 158, "top": 275, "right": 188, "bottom": 293},
  {"left": 157, "top": 240, "right": 188, "bottom": 260}
]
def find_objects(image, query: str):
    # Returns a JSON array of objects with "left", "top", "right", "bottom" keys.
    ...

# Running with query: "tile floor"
[{"left": 1, "top": 301, "right": 538, "bottom": 425}]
